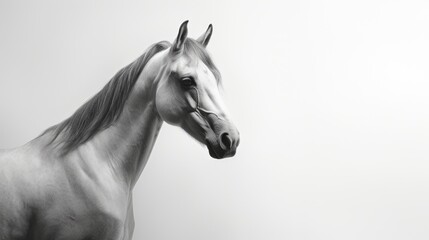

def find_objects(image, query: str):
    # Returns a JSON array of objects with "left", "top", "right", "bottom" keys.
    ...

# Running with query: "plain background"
[{"left": 1, "top": 0, "right": 429, "bottom": 239}]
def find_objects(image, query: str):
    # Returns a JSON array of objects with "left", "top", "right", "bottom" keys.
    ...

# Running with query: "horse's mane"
[
  {"left": 43, "top": 39, "right": 220, "bottom": 155},
  {"left": 43, "top": 41, "right": 171, "bottom": 153}
]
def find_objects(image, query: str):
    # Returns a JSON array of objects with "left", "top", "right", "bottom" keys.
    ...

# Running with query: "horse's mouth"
[
  {"left": 206, "top": 142, "right": 221, "bottom": 159},
  {"left": 206, "top": 140, "right": 237, "bottom": 159},
  {"left": 206, "top": 140, "right": 224, "bottom": 159}
]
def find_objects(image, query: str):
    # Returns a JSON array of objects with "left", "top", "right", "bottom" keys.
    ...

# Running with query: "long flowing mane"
[{"left": 44, "top": 41, "right": 171, "bottom": 153}]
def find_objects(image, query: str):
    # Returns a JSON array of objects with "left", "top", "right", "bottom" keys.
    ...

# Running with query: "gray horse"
[{"left": 0, "top": 21, "right": 239, "bottom": 240}]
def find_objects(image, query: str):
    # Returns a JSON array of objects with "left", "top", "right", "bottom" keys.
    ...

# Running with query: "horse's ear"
[
  {"left": 172, "top": 20, "right": 189, "bottom": 53},
  {"left": 197, "top": 24, "right": 213, "bottom": 47}
]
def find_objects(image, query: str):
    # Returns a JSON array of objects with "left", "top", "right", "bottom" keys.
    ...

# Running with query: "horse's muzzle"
[{"left": 205, "top": 118, "right": 240, "bottom": 159}]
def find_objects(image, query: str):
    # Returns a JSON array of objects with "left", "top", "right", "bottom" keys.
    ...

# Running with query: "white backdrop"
[{"left": 1, "top": 1, "right": 429, "bottom": 239}]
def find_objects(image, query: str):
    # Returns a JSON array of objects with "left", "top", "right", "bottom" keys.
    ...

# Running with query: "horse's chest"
[
  {"left": 34, "top": 204, "right": 127, "bottom": 240},
  {"left": 33, "top": 183, "right": 131, "bottom": 240},
  {"left": 51, "top": 211, "right": 123, "bottom": 240}
]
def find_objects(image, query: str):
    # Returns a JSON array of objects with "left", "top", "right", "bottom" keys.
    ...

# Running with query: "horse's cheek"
[{"left": 155, "top": 87, "right": 183, "bottom": 125}]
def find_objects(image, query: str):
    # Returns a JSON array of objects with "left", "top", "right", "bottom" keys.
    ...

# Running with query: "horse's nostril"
[{"left": 220, "top": 133, "right": 232, "bottom": 150}]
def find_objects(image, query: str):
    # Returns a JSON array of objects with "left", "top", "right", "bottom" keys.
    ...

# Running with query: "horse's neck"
[
  {"left": 90, "top": 100, "right": 162, "bottom": 187},
  {"left": 64, "top": 49, "right": 168, "bottom": 187},
  {"left": 94, "top": 49, "right": 169, "bottom": 186}
]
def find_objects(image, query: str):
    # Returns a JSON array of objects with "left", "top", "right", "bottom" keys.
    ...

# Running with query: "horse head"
[{"left": 155, "top": 21, "right": 240, "bottom": 159}]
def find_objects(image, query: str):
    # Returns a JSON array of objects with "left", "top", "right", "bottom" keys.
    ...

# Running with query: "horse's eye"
[{"left": 180, "top": 77, "right": 195, "bottom": 89}]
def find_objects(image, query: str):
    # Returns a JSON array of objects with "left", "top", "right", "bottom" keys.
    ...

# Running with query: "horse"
[{"left": 0, "top": 21, "right": 239, "bottom": 240}]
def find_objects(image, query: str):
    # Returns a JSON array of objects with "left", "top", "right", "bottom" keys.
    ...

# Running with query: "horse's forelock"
[{"left": 183, "top": 39, "right": 222, "bottom": 85}]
